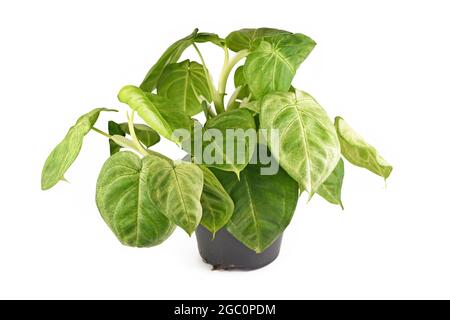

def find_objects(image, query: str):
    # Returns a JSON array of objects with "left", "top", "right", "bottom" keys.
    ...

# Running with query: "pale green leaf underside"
[
  {"left": 118, "top": 85, "right": 190, "bottom": 145},
  {"left": 203, "top": 108, "right": 256, "bottom": 175},
  {"left": 243, "top": 33, "right": 316, "bottom": 98},
  {"left": 260, "top": 90, "right": 340, "bottom": 194},
  {"left": 199, "top": 165, "right": 234, "bottom": 235},
  {"left": 335, "top": 117, "right": 393, "bottom": 179},
  {"left": 145, "top": 154, "right": 203, "bottom": 235},
  {"left": 157, "top": 60, "right": 211, "bottom": 116},
  {"left": 95, "top": 151, "right": 175, "bottom": 247},
  {"left": 225, "top": 28, "right": 291, "bottom": 52},
  {"left": 41, "top": 108, "right": 116, "bottom": 190},
  {"left": 213, "top": 162, "right": 299, "bottom": 253},
  {"left": 317, "top": 158, "right": 345, "bottom": 208}
]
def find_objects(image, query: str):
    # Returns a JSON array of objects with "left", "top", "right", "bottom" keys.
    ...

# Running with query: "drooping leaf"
[
  {"left": 335, "top": 117, "right": 393, "bottom": 179},
  {"left": 213, "top": 161, "right": 299, "bottom": 253},
  {"left": 108, "top": 121, "right": 126, "bottom": 155},
  {"left": 144, "top": 154, "right": 203, "bottom": 235},
  {"left": 225, "top": 28, "right": 291, "bottom": 52},
  {"left": 199, "top": 165, "right": 234, "bottom": 236},
  {"left": 118, "top": 85, "right": 190, "bottom": 145},
  {"left": 41, "top": 108, "right": 116, "bottom": 190},
  {"left": 202, "top": 108, "right": 256, "bottom": 175},
  {"left": 260, "top": 90, "right": 340, "bottom": 194},
  {"left": 243, "top": 33, "right": 316, "bottom": 98},
  {"left": 96, "top": 151, "right": 175, "bottom": 247},
  {"left": 140, "top": 29, "right": 224, "bottom": 92},
  {"left": 317, "top": 158, "right": 345, "bottom": 209},
  {"left": 157, "top": 60, "right": 211, "bottom": 116}
]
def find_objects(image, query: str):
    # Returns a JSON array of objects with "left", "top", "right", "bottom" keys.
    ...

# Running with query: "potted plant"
[{"left": 41, "top": 28, "right": 392, "bottom": 270}]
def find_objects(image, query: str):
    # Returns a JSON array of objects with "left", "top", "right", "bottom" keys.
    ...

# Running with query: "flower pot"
[{"left": 195, "top": 225, "right": 283, "bottom": 271}]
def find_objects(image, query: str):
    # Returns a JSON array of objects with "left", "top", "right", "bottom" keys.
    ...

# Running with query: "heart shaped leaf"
[
  {"left": 145, "top": 154, "right": 203, "bottom": 235},
  {"left": 335, "top": 117, "right": 393, "bottom": 179},
  {"left": 225, "top": 28, "right": 291, "bottom": 52},
  {"left": 96, "top": 151, "right": 175, "bottom": 247},
  {"left": 199, "top": 165, "right": 234, "bottom": 236},
  {"left": 260, "top": 90, "right": 340, "bottom": 194},
  {"left": 202, "top": 108, "right": 256, "bottom": 175},
  {"left": 243, "top": 33, "right": 316, "bottom": 98},
  {"left": 41, "top": 108, "right": 116, "bottom": 190},
  {"left": 213, "top": 161, "right": 299, "bottom": 253},
  {"left": 157, "top": 60, "right": 211, "bottom": 116}
]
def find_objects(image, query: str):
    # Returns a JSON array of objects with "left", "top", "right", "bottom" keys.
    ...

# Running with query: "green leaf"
[
  {"left": 199, "top": 165, "right": 234, "bottom": 236},
  {"left": 118, "top": 85, "right": 191, "bottom": 145},
  {"left": 317, "top": 158, "right": 345, "bottom": 209},
  {"left": 157, "top": 60, "right": 211, "bottom": 116},
  {"left": 119, "top": 123, "right": 160, "bottom": 148},
  {"left": 145, "top": 154, "right": 203, "bottom": 235},
  {"left": 234, "top": 66, "right": 251, "bottom": 100},
  {"left": 243, "top": 33, "right": 316, "bottom": 98},
  {"left": 96, "top": 151, "right": 175, "bottom": 247},
  {"left": 225, "top": 28, "right": 291, "bottom": 52},
  {"left": 41, "top": 108, "right": 116, "bottom": 190},
  {"left": 140, "top": 29, "right": 224, "bottom": 92},
  {"left": 213, "top": 162, "right": 299, "bottom": 253},
  {"left": 202, "top": 109, "right": 256, "bottom": 175},
  {"left": 260, "top": 90, "right": 340, "bottom": 194},
  {"left": 108, "top": 121, "right": 126, "bottom": 155},
  {"left": 335, "top": 117, "right": 393, "bottom": 179},
  {"left": 240, "top": 99, "right": 260, "bottom": 114}
]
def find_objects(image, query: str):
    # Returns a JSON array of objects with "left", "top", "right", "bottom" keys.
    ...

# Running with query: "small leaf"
[
  {"left": 199, "top": 166, "right": 234, "bottom": 236},
  {"left": 335, "top": 117, "right": 393, "bottom": 179},
  {"left": 240, "top": 100, "right": 260, "bottom": 114},
  {"left": 225, "top": 28, "right": 291, "bottom": 52},
  {"left": 157, "top": 60, "right": 211, "bottom": 116},
  {"left": 119, "top": 123, "right": 160, "bottom": 148},
  {"left": 202, "top": 109, "right": 256, "bottom": 175},
  {"left": 118, "top": 85, "right": 190, "bottom": 145},
  {"left": 260, "top": 90, "right": 340, "bottom": 194},
  {"left": 41, "top": 108, "right": 116, "bottom": 190},
  {"left": 243, "top": 33, "right": 316, "bottom": 98},
  {"left": 234, "top": 66, "right": 251, "bottom": 100},
  {"left": 108, "top": 121, "right": 126, "bottom": 155},
  {"left": 145, "top": 154, "right": 203, "bottom": 235},
  {"left": 317, "top": 159, "right": 345, "bottom": 209},
  {"left": 96, "top": 151, "right": 175, "bottom": 247},
  {"left": 213, "top": 161, "right": 299, "bottom": 253}
]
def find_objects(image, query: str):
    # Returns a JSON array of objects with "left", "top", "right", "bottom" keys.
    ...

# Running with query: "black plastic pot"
[{"left": 195, "top": 225, "right": 283, "bottom": 271}]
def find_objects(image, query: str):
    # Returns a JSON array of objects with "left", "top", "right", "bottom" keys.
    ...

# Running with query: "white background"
[{"left": 1, "top": 0, "right": 449, "bottom": 299}]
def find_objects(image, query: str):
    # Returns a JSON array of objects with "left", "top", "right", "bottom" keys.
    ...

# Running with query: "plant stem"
[
  {"left": 92, "top": 127, "right": 112, "bottom": 139},
  {"left": 217, "top": 49, "right": 249, "bottom": 111},
  {"left": 192, "top": 43, "right": 222, "bottom": 113},
  {"left": 127, "top": 111, "right": 150, "bottom": 156},
  {"left": 226, "top": 86, "right": 242, "bottom": 110}
]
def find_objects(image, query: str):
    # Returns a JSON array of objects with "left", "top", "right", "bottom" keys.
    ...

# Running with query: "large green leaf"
[
  {"left": 260, "top": 90, "right": 340, "bottom": 194},
  {"left": 213, "top": 162, "right": 299, "bottom": 253},
  {"left": 157, "top": 60, "right": 211, "bottom": 116},
  {"left": 118, "top": 85, "right": 190, "bottom": 145},
  {"left": 145, "top": 154, "right": 203, "bottom": 235},
  {"left": 140, "top": 29, "right": 224, "bottom": 92},
  {"left": 335, "top": 117, "right": 393, "bottom": 179},
  {"left": 199, "top": 166, "right": 234, "bottom": 236},
  {"left": 96, "top": 151, "right": 175, "bottom": 247},
  {"left": 317, "top": 158, "right": 345, "bottom": 209},
  {"left": 41, "top": 108, "right": 116, "bottom": 190},
  {"left": 202, "top": 109, "right": 256, "bottom": 175},
  {"left": 243, "top": 33, "right": 316, "bottom": 98},
  {"left": 225, "top": 28, "right": 291, "bottom": 52}
]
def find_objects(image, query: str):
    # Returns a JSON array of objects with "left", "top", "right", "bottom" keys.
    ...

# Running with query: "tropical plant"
[{"left": 41, "top": 28, "right": 392, "bottom": 252}]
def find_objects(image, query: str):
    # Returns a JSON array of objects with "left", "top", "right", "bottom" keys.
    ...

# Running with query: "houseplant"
[{"left": 41, "top": 28, "right": 392, "bottom": 270}]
